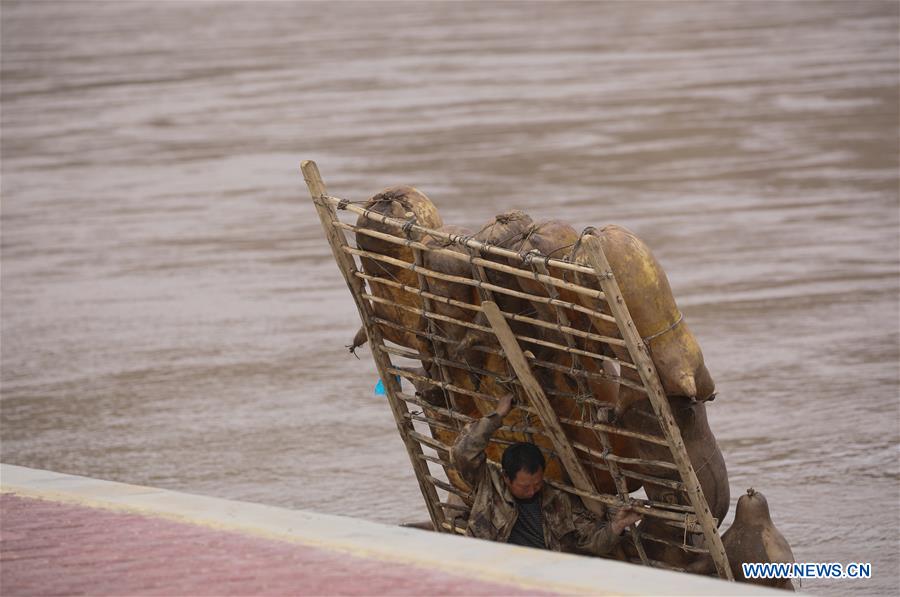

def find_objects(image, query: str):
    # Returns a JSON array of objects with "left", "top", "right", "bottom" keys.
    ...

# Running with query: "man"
[{"left": 450, "top": 393, "right": 642, "bottom": 554}]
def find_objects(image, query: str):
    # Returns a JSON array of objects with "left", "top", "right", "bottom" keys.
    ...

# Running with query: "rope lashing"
[
  {"left": 641, "top": 312, "right": 685, "bottom": 346},
  {"left": 401, "top": 215, "right": 418, "bottom": 238},
  {"left": 692, "top": 446, "right": 716, "bottom": 476},
  {"left": 520, "top": 248, "right": 539, "bottom": 266},
  {"left": 520, "top": 224, "right": 538, "bottom": 246},
  {"left": 457, "top": 234, "right": 475, "bottom": 247},
  {"left": 458, "top": 235, "right": 487, "bottom": 267},
  {"left": 572, "top": 226, "right": 599, "bottom": 255},
  {"left": 546, "top": 242, "right": 576, "bottom": 260},
  {"left": 520, "top": 248, "right": 557, "bottom": 276}
]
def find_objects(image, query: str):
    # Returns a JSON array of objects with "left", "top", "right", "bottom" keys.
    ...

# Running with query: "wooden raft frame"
[{"left": 301, "top": 160, "right": 733, "bottom": 580}]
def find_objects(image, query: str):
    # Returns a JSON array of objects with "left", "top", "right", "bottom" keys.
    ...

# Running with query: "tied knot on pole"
[
  {"left": 574, "top": 391, "right": 591, "bottom": 407},
  {"left": 520, "top": 248, "right": 542, "bottom": 266},
  {"left": 573, "top": 226, "right": 599, "bottom": 254},
  {"left": 337, "top": 198, "right": 350, "bottom": 210},
  {"left": 401, "top": 215, "right": 418, "bottom": 238},
  {"left": 520, "top": 224, "right": 538, "bottom": 246}
]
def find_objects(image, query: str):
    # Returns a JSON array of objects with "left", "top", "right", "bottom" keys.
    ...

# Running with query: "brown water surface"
[{"left": 2, "top": 2, "right": 897, "bottom": 594}]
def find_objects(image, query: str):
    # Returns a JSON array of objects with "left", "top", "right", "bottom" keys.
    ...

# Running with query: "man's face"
[{"left": 504, "top": 467, "right": 544, "bottom": 500}]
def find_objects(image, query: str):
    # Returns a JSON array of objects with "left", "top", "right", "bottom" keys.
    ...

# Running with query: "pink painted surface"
[{"left": 0, "top": 494, "right": 553, "bottom": 596}]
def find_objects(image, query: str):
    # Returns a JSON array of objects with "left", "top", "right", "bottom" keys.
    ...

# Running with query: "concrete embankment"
[{"left": 0, "top": 464, "right": 776, "bottom": 595}]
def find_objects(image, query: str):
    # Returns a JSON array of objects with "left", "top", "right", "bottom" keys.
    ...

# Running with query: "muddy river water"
[{"left": 2, "top": 1, "right": 898, "bottom": 594}]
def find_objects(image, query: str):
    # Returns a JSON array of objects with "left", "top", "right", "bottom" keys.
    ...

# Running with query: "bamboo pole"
[
  {"left": 406, "top": 412, "right": 545, "bottom": 437},
  {"left": 346, "top": 247, "right": 626, "bottom": 347},
  {"left": 374, "top": 318, "right": 502, "bottom": 356},
  {"left": 398, "top": 388, "right": 566, "bottom": 440},
  {"left": 376, "top": 304, "right": 684, "bottom": 491},
  {"left": 339, "top": 221, "right": 617, "bottom": 311},
  {"left": 440, "top": 522, "right": 469, "bottom": 535},
  {"left": 400, "top": 395, "right": 557, "bottom": 459},
  {"left": 613, "top": 469, "right": 685, "bottom": 491},
  {"left": 411, "top": 246, "right": 463, "bottom": 416},
  {"left": 301, "top": 160, "right": 447, "bottom": 532},
  {"left": 398, "top": 393, "right": 476, "bottom": 424},
  {"left": 570, "top": 441, "right": 680, "bottom": 471},
  {"left": 331, "top": 197, "right": 601, "bottom": 277},
  {"left": 542, "top": 480, "right": 689, "bottom": 525},
  {"left": 573, "top": 454, "right": 687, "bottom": 492},
  {"left": 462, "top": 244, "right": 538, "bottom": 446},
  {"left": 418, "top": 453, "right": 448, "bottom": 466},
  {"left": 378, "top": 343, "right": 434, "bottom": 363},
  {"left": 439, "top": 501, "right": 471, "bottom": 512},
  {"left": 624, "top": 498, "right": 696, "bottom": 514},
  {"left": 528, "top": 355, "right": 646, "bottom": 393},
  {"left": 639, "top": 533, "right": 710, "bottom": 555},
  {"left": 425, "top": 474, "right": 472, "bottom": 501},
  {"left": 407, "top": 429, "right": 452, "bottom": 453},
  {"left": 661, "top": 517, "right": 705, "bottom": 533},
  {"left": 407, "top": 413, "right": 468, "bottom": 433},
  {"left": 364, "top": 348, "right": 689, "bottom": 515},
  {"left": 388, "top": 366, "right": 518, "bottom": 409},
  {"left": 362, "top": 290, "right": 632, "bottom": 369},
  {"left": 529, "top": 259, "right": 650, "bottom": 567},
  {"left": 404, "top": 352, "right": 627, "bottom": 412},
  {"left": 352, "top": 269, "right": 625, "bottom": 346},
  {"left": 373, "top": 318, "right": 648, "bottom": 394},
  {"left": 581, "top": 235, "right": 733, "bottom": 580},
  {"left": 372, "top": 316, "right": 643, "bottom": 390},
  {"left": 482, "top": 300, "right": 607, "bottom": 518},
  {"left": 557, "top": 416, "right": 668, "bottom": 446},
  {"left": 335, "top": 222, "right": 615, "bottom": 323},
  {"left": 572, "top": 451, "right": 676, "bottom": 490}
]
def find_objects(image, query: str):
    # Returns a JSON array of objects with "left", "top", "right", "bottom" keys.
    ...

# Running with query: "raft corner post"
[
  {"left": 300, "top": 160, "right": 448, "bottom": 533},
  {"left": 581, "top": 234, "right": 734, "bottom": 581}
]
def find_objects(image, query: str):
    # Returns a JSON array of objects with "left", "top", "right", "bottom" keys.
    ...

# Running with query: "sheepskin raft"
[{"left": 301, "top": 160, "right": 733, "bottom": 580}]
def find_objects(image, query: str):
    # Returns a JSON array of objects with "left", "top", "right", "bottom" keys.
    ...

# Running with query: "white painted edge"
[{"left": 1, "top": 464, "right": 778, "bottom": 596}]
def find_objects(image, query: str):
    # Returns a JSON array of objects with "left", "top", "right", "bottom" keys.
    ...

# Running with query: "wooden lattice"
[{"left": 301, "top": 160, "right": 733, "bottom": 580}]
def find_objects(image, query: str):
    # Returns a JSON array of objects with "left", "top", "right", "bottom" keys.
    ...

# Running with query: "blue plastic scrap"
[{"left": 374, "top": 375, "right": 401, "bottom": 396}]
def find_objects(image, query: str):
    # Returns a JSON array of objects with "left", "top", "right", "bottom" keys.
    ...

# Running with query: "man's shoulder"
[
  {"left": 484, "top": 460, "right": 514, "bottom": 500},
  {"left": 540, "top": 483, "right": 570, "bottom": 510},
  {"left": 542, "top": 483, "right": 568, "bottom": 501},
  {"left": 541, "top": 484, "right": 594, "bottom": 518}
]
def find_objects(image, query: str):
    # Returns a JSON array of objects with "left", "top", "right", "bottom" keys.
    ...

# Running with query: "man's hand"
[
  {"left": 610, "top": 505, "right": 644, "bottom": 535},
  {"left": 495, "top": 393, "right": 514, "bottom": 418}
]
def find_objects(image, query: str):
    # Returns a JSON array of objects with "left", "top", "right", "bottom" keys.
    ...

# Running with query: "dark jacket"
[{"left": 450, "top": 412, "right": 621, "bottom": 555}]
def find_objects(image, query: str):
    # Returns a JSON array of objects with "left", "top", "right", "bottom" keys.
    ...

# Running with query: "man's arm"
[
  {"left": 450, "top": 394, "right": 513, "bottom": 487},
  {"left": 569, "top": 500, "right": 643, "bottom": 556}
]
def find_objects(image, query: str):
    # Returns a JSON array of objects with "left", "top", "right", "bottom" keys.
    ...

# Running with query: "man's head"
[{"left": 501, "top": 442, "right": 545, "bottom": 500}]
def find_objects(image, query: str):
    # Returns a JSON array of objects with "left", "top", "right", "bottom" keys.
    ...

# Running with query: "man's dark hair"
[{"left": 501, "top": 442, "right": 545, "bottom": 480}]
